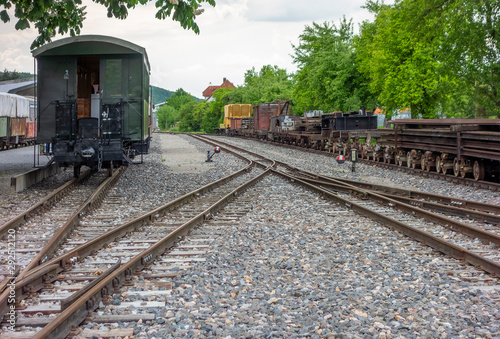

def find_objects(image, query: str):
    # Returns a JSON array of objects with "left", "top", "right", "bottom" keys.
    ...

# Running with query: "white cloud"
[
  {"left": 0, "top": 0, "right": 379, "bottom": 98},
  {"left": 245, "top": 0, "right": 364, "bottom": 22}
]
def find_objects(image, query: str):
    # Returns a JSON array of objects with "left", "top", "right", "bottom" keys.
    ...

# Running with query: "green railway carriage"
[{"left": 32, "top": 35, "right": 151, "bottom": 176}]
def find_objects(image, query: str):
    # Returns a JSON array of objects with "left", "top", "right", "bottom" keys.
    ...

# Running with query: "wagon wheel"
[
  {"left": 435, "top": 156, "right": 442, "bottom": 173},
  {"left": 384, "top": 149, "right": 391, "bottom": 164},
  {"left": 460, "top": 159, "right": 469, "bottom": 178},
  {"left": 421, "top": 157, "right": 428, "bottom": 171},
  {"left": 406, "top": 151, "right": 412, "bottom": 168},
  {"left": 473, "top": 160, "right": 485, "bottom": 181},
  {"left": 453, "top": 158, "right": 461, "bottom": 177},
  {"left": 396, "top": 152, "right": 402, "bottom": 166}
]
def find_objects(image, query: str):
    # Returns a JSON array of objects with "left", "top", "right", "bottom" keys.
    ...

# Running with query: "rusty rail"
[
  {"left": 199, "top": 135, "right": 500, "bottom": 277},
  {"left": 32, "top": 164, "right": 271, "bottom": 339},
  {"left": 0, "top": 168, "right": 93, "bottom": 238},
  {"left": 0, "top": 168, "right": 121, "bottom": 322},
  {"left": 273, "top": 170, "right": 500, "bottom": 278}
]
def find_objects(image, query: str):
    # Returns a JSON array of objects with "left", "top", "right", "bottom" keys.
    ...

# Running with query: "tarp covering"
[{"left": 0, "top": 92, "right": 29, "bottom": 118}]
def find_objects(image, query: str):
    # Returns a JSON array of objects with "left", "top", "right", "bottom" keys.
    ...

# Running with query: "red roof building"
[{"left": 202, "top": 78, "right": 235, "bottom": 101}]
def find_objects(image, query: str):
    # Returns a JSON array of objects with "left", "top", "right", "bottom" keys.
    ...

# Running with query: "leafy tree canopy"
[
  {"left": 240, "top": 65, "right": 295, "bottom": 106},
  {"left": 356, "top": 0, "right": 500, "bottom": 118},
  {"left": 0, "top": 0, "right": 216, "bottom": 49},
  {"left": 292, "top": 18, "right": 375, "bottom": 114}
]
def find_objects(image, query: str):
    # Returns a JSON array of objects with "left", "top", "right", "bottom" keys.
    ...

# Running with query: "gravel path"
[{"left": 133, "top": 175, "right": 500, "bottom": 338}]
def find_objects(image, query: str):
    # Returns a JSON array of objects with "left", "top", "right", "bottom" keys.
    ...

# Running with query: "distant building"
[
  {"left": 202, "top": 78, "right": 235, "bottom": 101},
  {"left": 152, "top": 101, "right": 167, "bottom": 130},
  {"left": 0, "top": 79, "right": 36, "bottom": 120},
  {"left": 0, "top": 78, "right": 36, "bottom": 96}
]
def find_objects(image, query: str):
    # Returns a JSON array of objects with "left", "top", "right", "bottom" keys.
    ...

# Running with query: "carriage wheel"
[
  {"left": 460, "top": 159, "right": 468, "bottom": 178},
  {"left": 453, "top": 158, "right": 461, "bottom": 177},
  {"left": 473, "top": 160, "right": 485, "bottom": 181},
  {"left": 435, "top": 156, "right": 442, "bottom": 173},
  {"left": 397, "top": 152, "right": 403, "bottom": 166},
  {"left": 421, "top": 157, "right": 428, "bottom": 171},
  {"left": 74, "top": 165, "right": 81, "bottom": 178}
]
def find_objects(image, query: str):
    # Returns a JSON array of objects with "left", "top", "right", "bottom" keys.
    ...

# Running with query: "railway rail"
[
  {"left": 0, "top": 168, "right": 123, "bottom": 320},
  {"left": 197, "top": 135, "right": 500, "bottom": 279},
  {"left": 2, "top": 134, "right": 498, "bottom": 337},
  {"left": 233, "top": 134, "right": 500, "bottom": 191},
  {"left": 1, "top": 142, "right": 272, "bottom": 338}
]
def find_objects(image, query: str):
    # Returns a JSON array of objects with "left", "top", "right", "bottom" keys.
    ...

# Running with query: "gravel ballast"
[
  {"left": 213, "top": 136, "right": 500, "bottom": 206},
  {"left": 3, "top": 133, "right": 500, "bottom": 338},
  {"left": 120, "top": 134, "right": 500, "bottom": 338}
]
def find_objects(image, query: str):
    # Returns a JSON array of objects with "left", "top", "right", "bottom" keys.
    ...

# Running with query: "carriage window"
[{"left": 104, "top": 59, "right": 122, "bottom": 97}]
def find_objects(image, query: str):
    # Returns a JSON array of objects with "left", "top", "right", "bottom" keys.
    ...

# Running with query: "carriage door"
[
  {"left": 100, "top": 58, "right": 124, "bottom": 139},
  {"left": 37, "top": 56, "right": 77, "bottom": 143}
]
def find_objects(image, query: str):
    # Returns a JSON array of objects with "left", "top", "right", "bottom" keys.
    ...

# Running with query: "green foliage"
[
  {"left": 0, "top": 68, "right": 33, "bottom": 81},
  {"left": 178, "top": 101, "right": 207, "bottom": 132},
  {"left": 356, "top": 0, "right": 500, "bottom": 118},
  {"left": 167, "top": 88, "right": 196, "bottom": 110},
  {"left": 292, "top": 18, "right": 375, "bottom": 114},
  {"left": 1, "top": 0, "right": 216, "bottom": 49},
  {"left": 156, "top": 105, "right": 179, "bottom": 130},
  {"left": 156, "top": 87, "right": 204, "bottom": 131},
  {"left": 240, "top": 65, "right": 295, "bottom": 105},
  {"left": 151, "top": 86, "right": 174, "bottom": 105}
]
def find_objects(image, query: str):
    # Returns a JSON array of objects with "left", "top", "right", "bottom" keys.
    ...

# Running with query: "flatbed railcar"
[
  {"left": 32, "top": 35, "right": 151, "bottom": 176},
  {"left": 227, "top": 100, "right": 500, "bottom": 182},
  {"left": 232, "top": 100, "right": 379, "bottom": 151},
  {"left": 379, "top": 119, "right": 500, "bottom": 181}
]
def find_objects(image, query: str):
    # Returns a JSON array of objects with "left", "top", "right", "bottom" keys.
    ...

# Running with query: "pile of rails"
[
  {"left": 223, "top": 100, "right": 500, "bottom": 182},
  {"left": 379, "top": 119, "right": 500, "bottom": 181}
]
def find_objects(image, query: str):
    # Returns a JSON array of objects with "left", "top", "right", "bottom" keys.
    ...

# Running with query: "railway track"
[
  {"left": 3, "top": 134, "right": 498, "bottom": 337},
  {"left": 233, "top": 135, "right": 500, "bottom": 191},
  {"left": 197, "top": 135, "right": 500, "bottom": 279},
  {"left": 1, "top": 143, "right": 272, "bottom": 338},
  {"left": 0, "top": 168, "right": 123, "bottom": 321}
]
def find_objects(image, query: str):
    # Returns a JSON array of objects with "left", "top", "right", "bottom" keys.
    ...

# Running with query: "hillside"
[{"left": 152, "top": 86, "right": 174, "bottom": 105}]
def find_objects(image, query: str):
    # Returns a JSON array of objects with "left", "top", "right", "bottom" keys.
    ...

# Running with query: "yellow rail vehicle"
[{"left": 221, "top": 104, "right": 252, "bottom": 129}]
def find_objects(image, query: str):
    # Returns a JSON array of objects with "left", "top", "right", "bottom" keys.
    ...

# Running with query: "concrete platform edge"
[{"left": 10, "top": 163, "right": 60, "bottom": 192}]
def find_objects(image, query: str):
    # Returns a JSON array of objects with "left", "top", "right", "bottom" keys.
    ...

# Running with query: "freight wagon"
[
  {"left": 229, "top": 100, "right": 500, "bottom": 182},
  {"left": 0, "top": 93, "right": 36, "bottom": 150},
  {"left": 378, "top": 119, "right": 500, "bottom": 181},
  {"left": 216, "top": 104, "right": 252, "bottom": 134},
  {"left": 32, "top": 35, "right": 151, "bottom": 176}
]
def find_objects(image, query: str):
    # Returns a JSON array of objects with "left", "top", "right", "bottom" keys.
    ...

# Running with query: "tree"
[
  {"left": 0, "top": 68, "right": 19, "bottom": 81},
  {"left": 356, "top": 0, "right": 500, "bottom": 118},
  {"left": 240, "top": 65, "right": 294, "bottom": 105},
  {"left": 178, "top": 101, "right": 206, "bottom": 132},
  {"left": 292, "top": 18, "right": 375, "bottom": 114},
  {"left": 167, "top": 88, "right": 196, "bottom": 110},
  {"left": 0, "top": 0, "right": 216, "bottom": 49},
  {"left": 156, "top": 104, "right": 179, "bottom": 130}
]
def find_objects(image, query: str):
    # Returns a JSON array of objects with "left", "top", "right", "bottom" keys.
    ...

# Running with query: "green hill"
[{"left": 152, "top": 86, "right": 174, "bottom": 105}]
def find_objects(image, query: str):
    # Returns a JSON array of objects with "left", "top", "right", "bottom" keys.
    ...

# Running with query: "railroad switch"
[{"left": 206, "top": 146, "right": 221, "bottom": 162}]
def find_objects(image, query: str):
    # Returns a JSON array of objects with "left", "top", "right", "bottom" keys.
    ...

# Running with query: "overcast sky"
[{"left": 0, "top": 0, "right": 380, "bottom": 98}]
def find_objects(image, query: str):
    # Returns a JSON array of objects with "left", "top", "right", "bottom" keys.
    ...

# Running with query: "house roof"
[
  {"left": 202, "top": 79, "right": 235, "bottom": 99},
  {"left": 0, "top": 79, "right": 36, "bottom": 96},
  {"left": 202, "top": 85, "right": 219, "bottom": 98}
]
